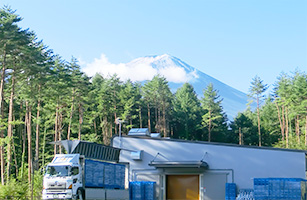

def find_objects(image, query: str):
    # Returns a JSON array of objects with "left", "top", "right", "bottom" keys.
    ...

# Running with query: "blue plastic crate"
[
  {"left": 104, "top": 163, "right": 116, "bottom": 188},
  {"left": 225, "top": 183, "right": 236, "bottom": 200},
  {"left": 129, "top": 181, "right": 156, "bottom": 200},
  {"left": 115, "top": 164, "right": 126, "bottom": 189},
  {"left": 144, "top": 182, "right": 156, "bottom": 200},
  {"left": 129, "top": 182, "right": 145, "bottom": 200},
  {"left": 85, "top": 159, "right": 104, "bottom": 187}
]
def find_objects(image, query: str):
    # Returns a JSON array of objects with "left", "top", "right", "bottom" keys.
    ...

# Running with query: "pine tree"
[
  {"left": 119, "top": 80, "right": 141, "bottom": 131},
  {"left": 201, "top": 83, "right": 226, "bottom": 142},
  {"left": 173, "top": 83, "right": 202, "bottom": 140},
  {"left": 248, "top": 76, "right": 268, "bottom": 146},
  {"left": 0, "top": 6, "right": 24, "bottom": 184},
  {"left": 229, "top": 112, "right": 258, "bottom": 145}
]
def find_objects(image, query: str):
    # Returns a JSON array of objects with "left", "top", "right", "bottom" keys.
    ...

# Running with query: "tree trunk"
[
  {"left": 113, "top": 92, "right": 117, "bottom": 135},
  {"left": 147, "top": 103, "right": 151, "bottom": 133},
  {"left": 282, "top": 106, "right": 285, "bottom": 143},
  {"left": 21, "top": 102, "right": 26, "bottom": 181},
  {"left": 42, "top": 127, "right": 47, "bottom": 172},
  {"left": 35, "top": 85, "right": 41, "bottom": 170},
  {"left": 285, "top": 107, "right": 289, "bottom": 148},
  {"left": 67, "top": 89, "right": 75, "bottom": 140},
  {"left": 155, "top": 100, "right": 158, "bottom": 130},
  {"left": 139, "top": 106, "right": 142, "bottom": 128},
  {"left": 6, "top": 72, "right": 15, "bottom": 181},
  {"left": 78, "top": 103, "right": 83, "bottom": 140},
  {"left": 12, "top": 137, "right": 18, "bottom": 177},
  {"left": 163, "top": 102, "right": 167, "bottom": 137},
  {"left": 239, "top": 127, "right": 242, "bottom": 145},
  {"left": 54, "top": 105, "right": 59, "bottom": 155},
  {"left": 275, "top": 100, "right": 284, "bottom": 141},
  {"left": 109, "top": 116, "right": 113, "bottom": 145},
  {"left": 0, "top": 45, "right": 6, "bottom": 185},
  {"left": 296, "top": 115, "right": 300, "bottom": 144},
  {"left": 157, "top": 108, "right": 161, "bottom": 134},
  {"left": 257, "top": 96, "right": 261, "bottom": 147},
  {"left": 102, "top": 116, "right": 108, "bottom": 145},
  {"left": 26, "top": 101, "right": 32, "bottom": 183},
  {"left": 59, "top": 111, "right": 62, "bottom": 154},
  {"left": 208, "top": 110, "right": 212, "bottom": 142}
]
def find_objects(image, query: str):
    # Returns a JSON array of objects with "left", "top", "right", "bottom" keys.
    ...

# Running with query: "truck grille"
[{"left": 47, "top": 182, "right": 66, "bottom": 189}]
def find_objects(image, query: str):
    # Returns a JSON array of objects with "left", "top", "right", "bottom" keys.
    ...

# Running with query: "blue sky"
[{"left": 2, "top": 0, "right": 307, "bottom": 93}]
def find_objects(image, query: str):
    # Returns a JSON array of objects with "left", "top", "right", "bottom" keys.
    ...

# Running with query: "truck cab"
[{"left": 42, "top": 154, "right": 84, "bottom": 200}]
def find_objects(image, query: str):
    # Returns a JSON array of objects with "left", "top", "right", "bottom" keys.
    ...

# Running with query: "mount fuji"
[{"left": 126, "top": 54, "right": 250, "bottom": 120}]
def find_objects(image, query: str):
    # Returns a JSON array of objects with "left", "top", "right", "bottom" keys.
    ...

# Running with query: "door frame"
[{"left": 162, "top": 172, "right": 202, "bottom": 200}]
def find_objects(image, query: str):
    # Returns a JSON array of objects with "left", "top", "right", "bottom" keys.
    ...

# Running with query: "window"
[
  {"left": 71, "top": 167, "right": 79, "bottom": 176},
  {"left": 46, "top": 166, "right": 69, "bottom": 177}
]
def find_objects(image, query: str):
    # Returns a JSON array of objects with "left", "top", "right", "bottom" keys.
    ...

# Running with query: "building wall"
[{"left": 113, "top": 136, "right": 306, "bottom": 199}]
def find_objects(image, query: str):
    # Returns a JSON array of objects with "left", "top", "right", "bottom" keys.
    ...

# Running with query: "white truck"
[{"left": 42, "top": 140, "right": 129, "bottom": 200}]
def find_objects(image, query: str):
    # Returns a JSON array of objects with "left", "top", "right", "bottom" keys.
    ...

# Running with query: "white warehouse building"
[{"left": 112, "top": 129, "right": 307, "bottom": 200}]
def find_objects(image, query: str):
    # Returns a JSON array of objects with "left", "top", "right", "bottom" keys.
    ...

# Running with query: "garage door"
[{"left": 167, "top": 175, "right": 199, "bottom": 200}]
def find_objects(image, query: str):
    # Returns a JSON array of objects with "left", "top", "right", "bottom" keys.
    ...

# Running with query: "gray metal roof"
[
  {"left": 52, "top": 140, "right": 121, "bottom": 162},
  {"left": 113, "top": 135, "right": 307, "bottom": 153}
]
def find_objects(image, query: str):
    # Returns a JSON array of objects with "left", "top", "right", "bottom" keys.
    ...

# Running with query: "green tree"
[
  {"left": 201, "top": 83, "right": 226, "bottom": 142},
  {"left": 260, "top": 95, "right": 280, "bottom": 146},
  {"left": 274, "top": 72, "right": 291, "bottom": 147},
  {"left": 0, "top": 6, "right": 24, "bottom": 184},
  {"left": 142, "top": 75, "right": 172, "bottom": 136},
  {"left": 172, "top": 83, "right": 202, "bottom": 140},
  {"left": 248, "top": 76, "right": 268, "bottom": 146},
  {"left": 119, "top": 80, "right": 141, "bottom": 131},
  {"left": 229, "top": 112, "right": 258, "bottom": 145}
]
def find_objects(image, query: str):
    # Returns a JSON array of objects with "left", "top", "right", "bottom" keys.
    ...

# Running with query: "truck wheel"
[{"left": 77, "top": 189, "right": 84, "bottom": 200}]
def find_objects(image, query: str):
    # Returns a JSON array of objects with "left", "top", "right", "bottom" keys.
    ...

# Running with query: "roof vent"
[
  {"left": 150, "top": 133, "right": 161, "bottom": 138},
  {"left": 128, "top": 128, "right": 150, "bottom": 136}
]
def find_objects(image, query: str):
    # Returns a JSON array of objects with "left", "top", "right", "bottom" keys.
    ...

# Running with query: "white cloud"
[
  {"left": 81, "top": 53, "right": 198, "bottom": 83},
  {"left": 159, "top": 66, "right": 189, "bottom": 83}
]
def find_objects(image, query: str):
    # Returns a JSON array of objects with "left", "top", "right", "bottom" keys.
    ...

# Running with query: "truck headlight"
[{"left": 68, "top": 184, "right": 72, "bottom": 189}]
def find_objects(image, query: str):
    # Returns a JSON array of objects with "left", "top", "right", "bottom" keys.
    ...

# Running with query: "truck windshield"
[{"left": 46, "top": 166, "right": 70, "bottom": 177}]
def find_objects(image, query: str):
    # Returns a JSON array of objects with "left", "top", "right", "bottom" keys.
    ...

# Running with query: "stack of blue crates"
[
  {"left": 104, "top": 163, "right": 115, "bottom": 188},
  {"left": 254, "top": 178, "right": 307, "bottom": 200},
  {"left": 129, "top": 181, "right": 156, "bottom": 200},
  {"left": 85, "top": 159, "right": 126, "bottom": 189},
  {"left": 225, "top": 183, "right": 236, "bottom": 200},
  {"left": 115, "top": 164, "right": 126, "bottom": 189},
  {"left": 85, "top": 159, "right": 104, "bottom": 187},
  {"left": 129, "top": 182, "right": 145, "bottom": 200},
  {"left": 254, "top": 178, "right": 269, "bottom": 199},
  {"left": 144, "top": 182, "right": 156, "bottom": 200}
]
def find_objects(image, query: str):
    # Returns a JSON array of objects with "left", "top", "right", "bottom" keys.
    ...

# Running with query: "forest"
[{"left": 0, "top": 6, "right": 307, "bottom": 198}]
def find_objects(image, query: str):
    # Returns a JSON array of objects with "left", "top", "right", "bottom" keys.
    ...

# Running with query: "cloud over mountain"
[
  {"left": 82, "top": 54, "right": 198, "bottom": 83},
  {"left": 81, "top": 53, "right": 250, "bottom": 119}
]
